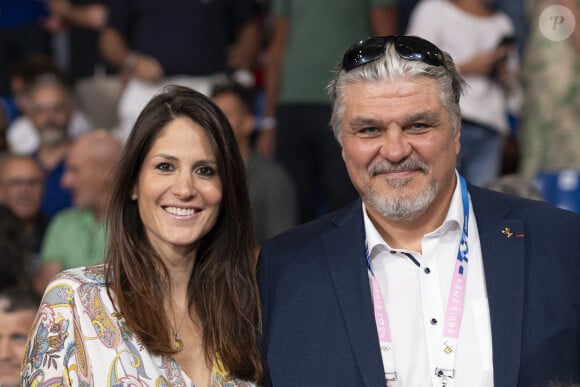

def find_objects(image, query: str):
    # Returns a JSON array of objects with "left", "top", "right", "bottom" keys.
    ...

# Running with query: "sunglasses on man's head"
[{"left": 342, "top": 35, "right": 445, "bottom": 71}]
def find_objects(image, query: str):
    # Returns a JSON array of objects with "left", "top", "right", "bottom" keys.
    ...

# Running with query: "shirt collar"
[{"left": 363, "top": 171, "right": 464, "bottom": 256}]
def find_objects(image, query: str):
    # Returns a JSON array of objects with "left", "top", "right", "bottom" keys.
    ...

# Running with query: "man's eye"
[
  {"left": 407, "top": 123, "right": 430, "bottom": 133},
  {"left": 358, "top": 127, "right": 380, "bottom": 136},
  {"left": 196, "top": 166, "right": 216, "bottom": 176},
  {"left": 12, "top": 333, "right": 28, "bottom": 345},
  {"left": 155, "top": 162, "right": 174, "bottom": 172}
]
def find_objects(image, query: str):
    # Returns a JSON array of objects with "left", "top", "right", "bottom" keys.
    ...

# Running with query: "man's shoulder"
[
  {"left": 262, "top": 200, "right": 361, "bottom": 250},
  {"left": 44, "top": 208, "right": 96, "bottom": 242},
  {"left": 470, "top": 185, "right": 580, "bottom": 227},
  {"left": 49, "top": 207, "right": 92, "bottom": 224}
]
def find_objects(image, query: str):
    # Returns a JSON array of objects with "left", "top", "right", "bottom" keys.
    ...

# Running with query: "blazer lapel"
[
  {"left": 322, "top": 201, "right": 385, "bottom": 387},
  {"left": 470, "top": 186, "right": 526, "bottom": 387}
]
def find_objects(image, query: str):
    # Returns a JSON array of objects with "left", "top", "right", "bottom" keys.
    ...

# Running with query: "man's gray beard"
[
  {"left": 40, "top": 127, "right": 67, "bottom": 146},
  {"left": 363, "top": 159, "right": 438, "bottom": 221}
]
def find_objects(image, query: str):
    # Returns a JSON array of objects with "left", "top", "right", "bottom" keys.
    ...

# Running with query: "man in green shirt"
[{"left": 34, "top": 129, "right": 122, "bottom": 294}]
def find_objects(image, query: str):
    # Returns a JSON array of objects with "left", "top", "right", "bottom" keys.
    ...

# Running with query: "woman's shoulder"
[
  {"left": 42, "top": 265, "right": 107, "bottom": 303},
  {"left": 52, "top": 264, "right": 106, "bottom": 287}
]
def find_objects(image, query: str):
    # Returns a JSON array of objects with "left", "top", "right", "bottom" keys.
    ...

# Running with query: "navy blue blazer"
[{"left": 258, "top": 185, "right": 580, "bottom": 387}]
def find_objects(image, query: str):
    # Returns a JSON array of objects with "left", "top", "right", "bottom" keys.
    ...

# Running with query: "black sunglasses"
[{"left": 342, "top": 35, "right": 445, "bottom": 71}]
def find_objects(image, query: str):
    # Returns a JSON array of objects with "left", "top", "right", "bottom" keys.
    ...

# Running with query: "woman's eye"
[
  {"left": 155, "top": 162, "right": 174, "bottom": 172},
  {"left": 196, "top": 166, "right": 216, "bottom": 176}
]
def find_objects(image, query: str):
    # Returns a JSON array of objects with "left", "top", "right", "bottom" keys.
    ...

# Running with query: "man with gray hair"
[
  {"left": 258, "top": 36, "right": 580, "bottom": 386},
  {"left": 7, "top": 74, "right": 91, "bottom": 218},
  {"left": 34, "top": 129, "right": 122, "bottom": 294}
]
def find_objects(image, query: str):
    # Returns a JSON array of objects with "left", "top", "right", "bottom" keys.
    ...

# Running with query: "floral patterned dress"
[{"left": 21, "top": 265, "right": 255, "bottom": 387}]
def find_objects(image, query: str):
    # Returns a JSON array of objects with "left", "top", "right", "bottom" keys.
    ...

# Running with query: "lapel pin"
[{"left": 501, "top": 227, "right": 513, "bottom": 238}]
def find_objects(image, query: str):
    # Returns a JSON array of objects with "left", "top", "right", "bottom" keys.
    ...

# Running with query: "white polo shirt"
[{"left": 363, "top": 177, "right": 494, "bottom": 386}]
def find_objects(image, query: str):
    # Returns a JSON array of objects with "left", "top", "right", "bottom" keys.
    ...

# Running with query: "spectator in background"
[
  {"left": 0, "top": 206, "right": 30, "bottom": 291},
  {"left": 99, "top": 0, "right": 260, "bottom": 142},
  {"left": 0, "top": 155, "right": 49, "bottom": 275},
  {"left": 45, "top": 0, "right": 110, "bottom": 82},
  {"left": 9, "top": 74, "right": 92, "bottom": 218},
  {"left": 34, "top": 129, "right": 121, "bottom": 295},
  {"left": 258, "top": 0, "right": 397, "bottom": 223},
  {"left": 495, "top": 0, "right": 529, "bottom": 58},
  {"left": 407, "top": 0, "right": 521, "bottom": 187},
  {"left": 519, "top": 0, "right": 580, "bottom": 179},
  {"left": 0, "top": 286, "right": 40, "bottom": 387},
  {"left": 4, "top": 54, "right": 62, "bottom": 127},
  {"left": 7, "top": 72, "right": 91, "bottom": 156},
  {"left": 211, "top": 80, "right": 297, "bottom": 243},
  {"left": 44, "top": 0, "right": 120, "bottom": 130},
  {"left": 397, "top": 0, "right": 530, "bottom": 58},
  {"left": 0, "top": 0, "right": 51, "bottom": 98}
]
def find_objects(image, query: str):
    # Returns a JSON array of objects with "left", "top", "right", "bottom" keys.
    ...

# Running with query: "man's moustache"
[{"left": 369, "top": 158, "right": 429, "bottom": 176}]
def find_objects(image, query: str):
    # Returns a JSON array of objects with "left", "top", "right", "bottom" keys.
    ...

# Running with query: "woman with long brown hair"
[{"left": 21, "top": 85, "right": 263, "bottom": 386}]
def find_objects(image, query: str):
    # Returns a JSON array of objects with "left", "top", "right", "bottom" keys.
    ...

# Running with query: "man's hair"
[
  {"left": 0, "top": 285, "right": 41, "bottom": 313},
  {"left": 10, "top": 54, "right": 66, "bottom": 87},
  {"left": 26, "top": 73, "right": 70, "bottom": 98},
  {"left": 210, "top": 79, "right": 256, "bottom": 114},
  {"left": 0, "top": 154, "right": 44, "bottom": 180},
  {"left": 328, "top": 41, "right": 467, "bottom": 144}
]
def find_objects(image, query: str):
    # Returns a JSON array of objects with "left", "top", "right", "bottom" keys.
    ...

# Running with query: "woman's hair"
[
  {"left": 328, "top": 41, "right": 466, "bottom": 144},
  {"left": 105, "top": 85, "right": 262, "bottom": 382}
]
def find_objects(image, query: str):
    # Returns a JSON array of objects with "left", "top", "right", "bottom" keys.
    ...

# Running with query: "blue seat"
[{"left": 535, "top": 170, "right": 580, "bottom": 213}]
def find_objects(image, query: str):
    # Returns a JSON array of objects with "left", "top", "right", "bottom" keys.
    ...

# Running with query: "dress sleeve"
[{"left": 21, "top": 277, "right": 86, "bottom": 385}]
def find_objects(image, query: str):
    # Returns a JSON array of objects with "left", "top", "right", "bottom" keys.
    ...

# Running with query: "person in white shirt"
[
  {"left": 258, "top": 35, "right": 580, "bottom": 387},
  {"left": 406, "top": 0, "right": 520, "bottom": 187},
  {"left": 7, "top": 73, "right": 91, "bottom": 155}
]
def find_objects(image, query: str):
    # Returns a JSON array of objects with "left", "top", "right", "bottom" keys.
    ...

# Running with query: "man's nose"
[
  {"left": 379, "top": 129, "right": 412, "bottom": 163},
  {"left": 0, "top": 338, "right": 14, "bottom": 360}
]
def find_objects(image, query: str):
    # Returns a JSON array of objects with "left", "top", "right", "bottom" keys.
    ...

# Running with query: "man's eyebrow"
[
  {"left": 347, "top": 112, "right": 441, "bottom": 130},
  {"left": 347, "top": 118, "right": 384, "bottom": 131},
  {"left": 402, "top": 111, "right": 441, "bottom": 125}
]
